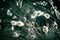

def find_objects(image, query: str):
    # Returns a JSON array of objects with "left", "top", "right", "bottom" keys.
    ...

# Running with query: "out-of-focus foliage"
[{"left": 0, "top": 0, "right": 60, "bottom": 40}]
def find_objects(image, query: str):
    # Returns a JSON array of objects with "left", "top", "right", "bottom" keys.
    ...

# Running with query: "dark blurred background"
[{"left": 0, "top": 0, "right": 60, "bottom": 40}]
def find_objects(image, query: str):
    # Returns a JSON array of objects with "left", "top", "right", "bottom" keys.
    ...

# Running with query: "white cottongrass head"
[
  {"left": 44, "top": 14, "right": 50, "bottom": 19},
  {"left": 7, "top": 9, "right": 12, "bottom": 16},
  {"left": 31, "top": 10, "right": 44, "bottom": 18},
  {"left": 33, "top": 3, "right": 37, "bottom": 5},
  {"left": 13, "top": 15, "right": 17, "bottom": 19},
  {"left": 53, "top": 21, "right": 58, "bottom": 29},
  {"left": 31, "top": 14, "right": 37, "bottom": 19},
  {"left": 17, "top": 21, "right": 24, "bottom": 26},
  {"left": 13, "top": 31, "right": 20, "bottom": 37},
  {"left": 11, "top": 26, "right": 14, "bottom": 30},
  {"left": 43, "top": 26, "right": 49, "bottom": 33},
  {"left": 28, "top": 27, "right": 33, "bottom": 31},
  {"left": 31, "top": 34, "right": 36, "bottom": 39},
  {"left": 11, "top": 20, "right": 17, "bottom": 25},
  {"left": 11, "top": 20, "right": 24, "bottom": 27},
  {"left": 33, "top": 10, "right": 44, "bottom": 16},
  {"left": 37, "top": 11, "right": 44, "bottom": 16}
]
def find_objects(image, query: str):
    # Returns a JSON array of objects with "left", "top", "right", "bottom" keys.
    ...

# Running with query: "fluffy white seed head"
[
  {"left": 31, "top": 10, "right": 44, "bottom": 18},
  {"left": 13, "top": 31, "right": 20, "bottom": 37},
  {"left": 43, "top": 26, "right": 49, "bottom": 33},
  {"left": 13, "top": 16, "right": 17, "bottom": 19},
  {"left": 44, "top": 14, "right": 50, "bottom": 19},
  {"left": 11, "top": 20, "right": 17, "bottom": 25},
  {"left": 11, "top": 26, "right": 14, "bottom": 30},
  {"left": 31, "top": 34, "right": 36, "bottom": 39},
  {"left": 17, "top": 21, "right": 24, "bottom": 26},
  {"left": 7, "top": 9, "right": 12, "bottom": 16}
]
